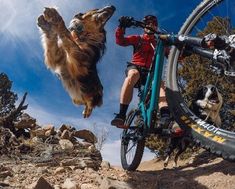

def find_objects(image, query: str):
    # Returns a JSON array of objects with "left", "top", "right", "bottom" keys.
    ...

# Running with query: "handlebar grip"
[
  {"left": 132, "top": 20, "right": 146, "bottom": 28},
  {"left": 132, "top": 20, "right": 160, "bottom": 34}
]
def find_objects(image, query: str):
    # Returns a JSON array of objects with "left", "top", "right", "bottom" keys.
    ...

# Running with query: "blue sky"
[{"left": 0, "top": 0, "right": 212, "bottom": 165}]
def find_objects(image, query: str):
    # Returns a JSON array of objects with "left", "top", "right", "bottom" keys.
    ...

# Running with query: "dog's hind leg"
[
  {"left": 163, "top": 155, "right": 170, "bottom": 168},
  {"left": 164, "top": 140, "right": 175, "bottom": 169},
  {"left": 173, "top": 151, "right": 181, "bottom": 168},
  {"left": 82, "top": 105, "right": 93, "bottom": 118},
  {"left": 173, "top": 139, "right": 190, "bottom": 168}
]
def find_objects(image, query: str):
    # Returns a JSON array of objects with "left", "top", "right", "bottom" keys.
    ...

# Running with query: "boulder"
[
  {"left": 59, "top": 139, "right": 74, "bottom": 150},
  {"left": 14, "top": 113, "right": 37, "bottom": 129},
  {"left": 73, "top": 130, "right": 97, "bottom": 144}
]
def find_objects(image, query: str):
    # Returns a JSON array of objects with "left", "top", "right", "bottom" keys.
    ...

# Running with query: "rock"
[
  {"left": 44, "top": 125, "right": 56, "bottom": 136},
  {"left": 30, "top": 176, "right": 53, "bottom": 189},
  {"left": 80, "top": 183, "right": 97, "bottom": 189},
  {"left": 31, "top": 136, "right": 43, "bottom": 145},
  {"left": 61, "top": 130, "right": 71, "bottom": 140},
  {"left": 17, "top": 143, "right": 31, "bottom": 154},
  {"left": 60, "top": 158, "right": 87, "bottom": 169},
  {"left": 101, "top": 161, "right": 111, "bottom": 170},
  {"left": 54, "top": 167, "right": 66, "bottom": 174},
  {"left": 88, "top": 145, "right": 96, "bottom": 152},
  {"left": 43, "top": 124, "right": 54, "bottom": 131},
  {"left": 79, "top": 141, "right": 93, "bottom": 148},
  {"left": 30, "top": 128, "right": 46, "bottom": 138},
  {"left": 59, "top": 124, "right": 71, "bottom": 133},
  {"left": 14, "top": 113, "right": 37, "bottom": 129},
  {"left": 36, "top": 167, "right": 49, "bottom": 175},
  {"left": 61, "top": 178, "right": 78, "bottom": 189},
  {"left": 73, "top": 129, "right": 97, "bottom": 144},
  {"left": 54, "top": 185, "right": 61, "bottom": 189},
  {"left": 0, "top": 170, "right": 12, "bottom": 178},
  {"left": 99, "top": 177, "right": 133, "bottom": 189},
  {"left": 59, "top": 139, "right": 74, "bottom": 150}
]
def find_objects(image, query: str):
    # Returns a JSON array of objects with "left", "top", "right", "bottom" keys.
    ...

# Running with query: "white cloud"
[{"left": 0, "top": 0, "right": 95, "bottom": 41}]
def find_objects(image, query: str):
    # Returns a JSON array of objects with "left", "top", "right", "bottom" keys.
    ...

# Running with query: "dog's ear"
[
  {"left": 74, "top": 13, "right": 84, "bottom": 19},
  {"left": 195, "top": 86, "right": 204, "bottom": 100}
]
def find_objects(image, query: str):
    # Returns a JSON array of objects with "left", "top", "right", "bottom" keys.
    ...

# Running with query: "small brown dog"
[{"left": 37, "top": 6, "right": 115, "bottom": 118}]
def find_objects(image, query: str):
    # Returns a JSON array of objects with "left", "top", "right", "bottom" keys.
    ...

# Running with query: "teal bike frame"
[{"left": 138, "top": 39, "right": 165, "bottom": 129}]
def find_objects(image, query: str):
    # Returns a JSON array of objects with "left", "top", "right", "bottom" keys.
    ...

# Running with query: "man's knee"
[{"left": 126, "top": 69, "right": 140, "bottom": 85}]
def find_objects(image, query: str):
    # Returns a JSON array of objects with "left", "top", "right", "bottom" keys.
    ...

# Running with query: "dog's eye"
[{"left": 211, "top": 86, "right": 216, "bottom": 93}]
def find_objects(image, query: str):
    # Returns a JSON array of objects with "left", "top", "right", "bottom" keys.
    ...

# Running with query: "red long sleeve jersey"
[{"left": 115, "top": 27, "right": 157, "bottom": 69}]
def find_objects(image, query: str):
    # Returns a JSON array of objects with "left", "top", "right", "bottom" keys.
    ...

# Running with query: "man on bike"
[{"left": 111, "top": 15, "right": 170, "bottom": 127}]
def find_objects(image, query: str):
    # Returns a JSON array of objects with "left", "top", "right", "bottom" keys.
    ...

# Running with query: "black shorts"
[{"left": 125, "top": 63, "right": 149, "bottom": 88}]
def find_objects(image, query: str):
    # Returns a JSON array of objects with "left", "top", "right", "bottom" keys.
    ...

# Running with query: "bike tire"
[
  {"left": 120, "top": 109, "right": 145, "bottom": 171},
  {"left": 166, "top": 0, "right": 235, "bottom": 161}
]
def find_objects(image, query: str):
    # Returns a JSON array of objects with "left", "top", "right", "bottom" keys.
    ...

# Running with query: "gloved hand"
[
  {"left": 118, "top": 16, "right": 134, "bottom": 28},
  {"left": 202, "top": 33, "right": 227, "bottom": 50}
]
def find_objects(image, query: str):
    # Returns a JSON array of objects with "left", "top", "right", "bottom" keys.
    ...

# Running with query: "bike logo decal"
[{"left": 180, "top": 115, "right": 226, "bottom": 144}]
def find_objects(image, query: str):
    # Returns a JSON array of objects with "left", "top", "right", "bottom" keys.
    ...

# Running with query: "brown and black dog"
[
  {"left": 163, "top": 122, "right": 190, "bottom": 168},
  {"left": 37, "top": 6, "right": 115, "bottom": 118}
]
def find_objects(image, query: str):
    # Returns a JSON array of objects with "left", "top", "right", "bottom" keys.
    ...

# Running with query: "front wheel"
[
  {"left": 166, "top": 0, "right": 235, "bottom": 161},
  {"left": 120, "top": 109, "right": 145, "bottom": 171}
]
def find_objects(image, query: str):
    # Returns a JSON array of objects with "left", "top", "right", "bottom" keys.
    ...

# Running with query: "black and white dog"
[
  {"left": 191, "top": 84, "right": 223, "bottom": 127},
  {"left": 163, "top": 85, "right": 223, "bottom": 168}
]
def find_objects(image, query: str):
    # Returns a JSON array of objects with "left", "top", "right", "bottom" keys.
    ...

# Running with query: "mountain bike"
[{"left": 120, "top": 0, "right": 235, "bottom": 171}]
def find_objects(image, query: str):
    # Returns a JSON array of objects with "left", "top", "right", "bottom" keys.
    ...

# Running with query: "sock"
[
  {"left": 160, "top": 106, "right": 170, "bottom": 117},
  {"left": 119, "top": 104, "right": 129, "bottom": 116}
]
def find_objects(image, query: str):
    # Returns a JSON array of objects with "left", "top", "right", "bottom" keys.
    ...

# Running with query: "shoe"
[
  {"left": 159, "top": 107, "right": 171, "bottom": 127},
  {"left": 159, "top": 115, "right": 171, "bottom": 127},
  {"left": 111, "top": 114, "right": 126, "bottom": 127}
]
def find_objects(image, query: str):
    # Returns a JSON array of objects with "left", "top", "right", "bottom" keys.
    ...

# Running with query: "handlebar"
[
  {"left": 130, "top": 19, "right": 234, "bottom": 76},
  {"left": 131, "top": 19, "right": 162, "bottom": 34}
]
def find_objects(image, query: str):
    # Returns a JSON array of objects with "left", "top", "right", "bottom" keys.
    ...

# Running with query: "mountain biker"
[{"left": 111, "top": 15, "right": 170, "bottom": 127}]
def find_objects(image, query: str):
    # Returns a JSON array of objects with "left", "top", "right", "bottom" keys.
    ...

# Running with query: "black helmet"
[{"left": 143, "top": 15, "right": 158, "bottom": 26}]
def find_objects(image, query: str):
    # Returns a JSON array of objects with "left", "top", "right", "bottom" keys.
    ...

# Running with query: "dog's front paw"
[
  {"left": 196, "top": 100, "right": 207, "bottom": 108},
  {"left": 43, "top": 7, "right": 64, "bottom": 26},
  {"left": 37, "top": 15, "right": 51, "bottom": 32}
]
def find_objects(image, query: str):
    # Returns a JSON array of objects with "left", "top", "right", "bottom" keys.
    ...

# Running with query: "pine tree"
[{"left": 0, "top": 73, "right": 18, "bottom": 117}]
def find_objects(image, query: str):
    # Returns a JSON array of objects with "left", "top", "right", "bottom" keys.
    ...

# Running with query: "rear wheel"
[
  {"left": 120, "top": 109, "right": 145, "bottom": 171},
  {"left": 166, "top": 0, "right": 235, "bottom": 161}
]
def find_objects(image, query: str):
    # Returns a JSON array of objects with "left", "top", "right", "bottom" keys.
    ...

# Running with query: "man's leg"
[
  {"left": 159, "top": 81, "right": 171, "bottom": 126},
  {"left": 111, "top": 68, "right": 140, "bottom": 126}
]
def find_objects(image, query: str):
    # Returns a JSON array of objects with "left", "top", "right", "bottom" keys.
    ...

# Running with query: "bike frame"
[{"left": 138, "top": 38, "right": 165, "bottom": 130}]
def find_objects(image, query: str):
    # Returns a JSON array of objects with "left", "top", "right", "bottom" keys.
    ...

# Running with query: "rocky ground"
[
  {"left": 0, "top": 115, "right": 234, "bottom": 189},
  {"left": 0, "top": 150, "right": 234, "bottom": 189}
]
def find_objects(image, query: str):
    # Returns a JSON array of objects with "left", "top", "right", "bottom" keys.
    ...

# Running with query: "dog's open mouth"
[{"left": 208, "top": 93, "right": 219, "bottom": 103}]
